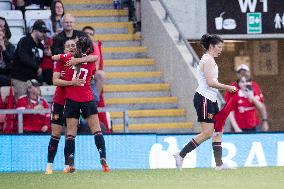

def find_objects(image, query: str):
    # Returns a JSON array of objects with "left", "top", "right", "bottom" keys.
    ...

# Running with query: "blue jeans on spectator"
[{"left": 91, "top": 79, "right": 100, "bottom": 105}]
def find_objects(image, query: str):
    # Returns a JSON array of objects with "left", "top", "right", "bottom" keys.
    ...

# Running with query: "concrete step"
[
  {"left": 105, "top": 97, "right": 178, "bottom": 110},
  {"left": 106, "top": 97, "right": 177, "bottom": 105},
  {"left": 105, "top": 91, "right": 171, "bottom": 98},
  {"left": 113, "top": 128, "right": 193, "bottom": 134},
  {"left": 65, "top": 4, "right": 113, "bottom": 10},
  {"left": 75, "top": 22, "right": 134, "bottom": 34},
  {"left": 105, "top": 65, "right": 156, "bottom": 72},
  {"left": 94, "top": 34, "right": 141, "bottom": 42},
  {"left": 112, "top": 122, "right": 193, "bottom": 132},
  {"left": 104, "top": 83, "right": 170, "bottom": 92},
  {"left": 110, "top": 108, "right": 186, "bottom": 118},
  {"left": 102, "top": 41, "right": 141, "bottom": 47},
  {"left": 62, "top": 0, "right": 113, "bottom": 4},
  {"left": 106, "top": 77, "right": 164, "bottom": 85},
  {"left": 102, "top": 46, "right": 147, "bottom": 53},
  {"left": 104, "top": 59, "right": 155, "bottom": 66},
  {"left": 102, "top": 46, "right": 148, "bottom": 59},
  {"left": 75, "top": 16, "right": 128, "bottom": 23},
  {"left": 106, "top": 103, "right": 178, "bottom": 110},
  {"left": 106, "top": 71, "right": 161, "bottom": 79},
  {"left": 103, "top": 52, "right": 147, "bottom": 59},
  {"left": 104, "top": 82, "right": 171, "bottom": 98},
  {"left": 67, "top": 9, "right": 128, "bottom": 17},
  {"left": 90, "top": 27, "right": 129, "bottom": 34},
  {"left": 112, "top": 116, "right": 187, "bottom": 125}
]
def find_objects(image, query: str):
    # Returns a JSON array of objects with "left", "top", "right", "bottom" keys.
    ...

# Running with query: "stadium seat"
[
  {"left": 0, "top": 10, "right": 23, "bottom": 20},
  {"left": 40, "top": 86, "right": 56, "bottom": 104},
  {"left": 0, "top": 10, "right": 25, "bottom": 36},
  {"left": 25, "top": 4, "right": 41, "bottom": 10},
  {"left": 25, "top": 10, "right": 51, "bottom": 31},
  {"left": 0, "top": 10, "right": 25, "bottom": 43},
  {"left": 0, "top": 86, "right": 11, "bottom": 101},
  {"left": 9, "top": 27, "right": 25, "bottom": 36},
  {"left": 0, "top": 0, "right": 12, "bottom": 10},
  {"left": 9, "top": 34, "right": 24, "bottom": 46}
]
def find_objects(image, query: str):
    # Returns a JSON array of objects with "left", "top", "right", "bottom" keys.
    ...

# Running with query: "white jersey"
[{"left": 196, "top": 53, "right": 219, "bottom": 102}]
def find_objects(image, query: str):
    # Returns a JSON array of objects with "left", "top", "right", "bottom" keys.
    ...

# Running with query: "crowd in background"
[
  {"left": 0, "top": 0, "right": 142, "bottom": 134},
  {"left": 0, "top": 0, "right": 268, "bottom": 134}
]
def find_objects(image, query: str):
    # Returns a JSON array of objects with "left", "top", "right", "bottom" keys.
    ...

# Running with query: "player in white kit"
[{"left": 174, "top": 34, "right": 237, "bottom": 170}]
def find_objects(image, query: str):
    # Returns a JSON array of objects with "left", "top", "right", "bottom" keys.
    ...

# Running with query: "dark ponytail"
[
  {"left": 200, "top": 34, "right": 223, "bottom": 50},
  {"left": 74, "top": 36, "right": 94, "bottom": 58}
]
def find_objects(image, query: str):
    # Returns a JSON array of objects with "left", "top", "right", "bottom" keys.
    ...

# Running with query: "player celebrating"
[
  {"left": 45, "top": 39, "right": 96, "bottom": 174},
  {"left": 56, "top": 37, "right": 109, "bottom": 173},
  {"left": 174, "top": 34, "right": 237, "bottom": 170}
]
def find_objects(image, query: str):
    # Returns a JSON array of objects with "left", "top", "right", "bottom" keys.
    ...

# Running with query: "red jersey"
[
  {"left": 92, "top": 42, "right": 100, "bottom": 73},
  {"left": 16, "top": 95, "right": 51, "bottom": 132},
  {"left": 224, "top": 81, "right": 264, "bottom": 129},
  {"left": 61, "top": 54, "right": 96, "bottom": 102},
  {"left": 52, "top": 60, "right": 67, "bottom": 105}
]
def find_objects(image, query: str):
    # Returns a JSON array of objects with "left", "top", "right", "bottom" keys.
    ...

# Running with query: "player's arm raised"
[
  {"left": 53, "top": 72, "right": 85, "bottom": 86},
  {"left": 65, "top": 55, "right": 98, "bottom": 67},
  {"left": 52, "top": 54, "right": 61, "bottom": 61}
]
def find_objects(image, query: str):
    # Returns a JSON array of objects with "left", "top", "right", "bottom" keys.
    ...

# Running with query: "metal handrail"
[
  {"left": 155, "top": 0, "right": 225, "bottom": 104},
  {"left": 157, "top": 0, "right": 200, "bottom": 67},
  {"left": 0, "top": 108, "right": 129, "bottom": 134}
]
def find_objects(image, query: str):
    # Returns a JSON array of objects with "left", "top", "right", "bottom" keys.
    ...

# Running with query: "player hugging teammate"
[{"left": 45, "top": 37, "right": 109, "bottom": 174}]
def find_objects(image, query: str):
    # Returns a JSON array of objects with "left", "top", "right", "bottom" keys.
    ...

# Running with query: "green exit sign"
[{"left": 247, "top": 12, "right": 262, "bottom": 34}]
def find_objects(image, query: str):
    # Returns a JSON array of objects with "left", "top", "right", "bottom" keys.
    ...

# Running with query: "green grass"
[{"left": 1, "top": 167, "right": 284, "bottom": 189}]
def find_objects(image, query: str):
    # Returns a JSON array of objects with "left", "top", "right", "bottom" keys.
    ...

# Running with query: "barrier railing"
[
  {"left": 0, "top": 108, "right": 130, "bottom": 134},
  {"left": 153, "top": 0, "right": 225, "bottom": 105}
]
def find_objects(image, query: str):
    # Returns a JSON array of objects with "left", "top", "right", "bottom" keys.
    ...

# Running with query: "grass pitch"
[{"left": 1, "top": 167, "right": 284, "bottom": 189}]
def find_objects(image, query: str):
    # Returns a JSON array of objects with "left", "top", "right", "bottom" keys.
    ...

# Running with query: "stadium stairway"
[{"left": 62, "top": 0, "right": 193, "bottom": 133}]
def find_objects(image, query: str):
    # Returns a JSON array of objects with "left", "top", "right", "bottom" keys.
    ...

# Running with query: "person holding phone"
[{"left": 224, "top": 64, "right": 269, "bottom": 132}]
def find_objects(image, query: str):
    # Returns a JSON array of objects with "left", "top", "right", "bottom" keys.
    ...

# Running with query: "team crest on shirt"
[
  {"left": 52, "top": 114, "right": 59, "bottom": 120},
  {"left": 208, "top": 113, "right": 214, "bottom": 119}
]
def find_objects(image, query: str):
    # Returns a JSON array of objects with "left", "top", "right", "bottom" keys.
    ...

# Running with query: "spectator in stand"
[
  {"left": 0, "top": 17, "right": 12, "bottom": 41},
  {"left": 14, "top": 0, "right": 53, "bottom": 11},
  {"left": 0, "top": 29, "right": 15, "bottom": 86},
  {"left": 45, "top": 0, "right": 64, "bottom": 38},
  {"left": 11, "top": 20, "right": 50, "bottom": 99},
  {"left": 52, "top": 14, "right": 88, "bottom": 55},
  {"left": 225, "top": 64, "right": 269, "bottom": 132},
  {"left": 16, "top": 79, "right": 50, "bottom": 133},
  {"left": 82, "top": 26, "right": 106, "bottom": 104},
  {"left": 127, "top": 0, "right": 141, "bottom": 33},
  {"left": 134, "top": 0, "right": 141, "bottom": 33}
]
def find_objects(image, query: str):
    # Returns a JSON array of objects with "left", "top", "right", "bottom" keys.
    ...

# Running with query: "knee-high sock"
[
  {"left": 179, "top": 138, "right": 199, "bottom": 158},
  {"left": 212, "top": 142, "right": 223, "bottom": 166},
  {"left": 47, "top": 135, "right": 60, "bottom": 163},
  {"left": 94, "top": 131, "right": 106, "bottom": 159},
  {"left": 64, "top": 135, "right": 75, "bottom": 166}
]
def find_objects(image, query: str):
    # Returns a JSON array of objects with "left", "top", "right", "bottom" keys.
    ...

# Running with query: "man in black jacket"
[
  {"left": 52, "top": 14, "right": 88, "bottom": 55},
  {"left": 11, "top": 19, "right": 50, "bottom": 100}
]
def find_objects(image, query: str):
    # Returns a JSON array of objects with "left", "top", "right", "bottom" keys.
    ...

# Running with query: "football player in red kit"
[
  {"left": 45, "top": 39, "right": 94, "bottom": 174},
  {"left": 50, "top": 37, "right": 109, "bottom": 173}
]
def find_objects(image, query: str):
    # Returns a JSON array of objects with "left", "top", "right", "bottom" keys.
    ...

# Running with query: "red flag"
[
  {"left": 3, "top": 81, "right": 17, "bottom": 133},
  {"left": 214, "top": 91, "right": 238, "bottom": 132},
  {"left": 97, "top": 41, "right": 110, "bottom": 133}
]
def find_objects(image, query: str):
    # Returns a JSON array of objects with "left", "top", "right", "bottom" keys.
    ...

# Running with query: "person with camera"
[{"left": 224, "top": 64, "right": 269, "bottom": 132}]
